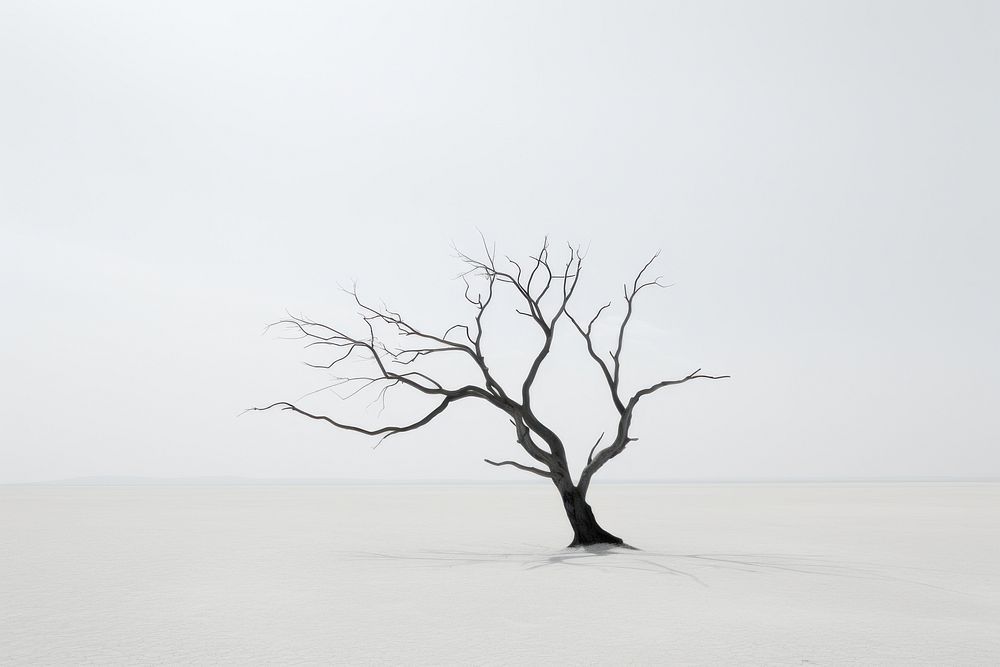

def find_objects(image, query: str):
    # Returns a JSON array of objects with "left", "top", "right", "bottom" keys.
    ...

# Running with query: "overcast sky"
[{"left": 2, "top": 1, "right": 998, "bottom": 483}]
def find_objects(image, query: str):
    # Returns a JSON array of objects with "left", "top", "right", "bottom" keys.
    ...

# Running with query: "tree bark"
[{"left": 559, "top": 484, "right": 624, "bottom": 547}]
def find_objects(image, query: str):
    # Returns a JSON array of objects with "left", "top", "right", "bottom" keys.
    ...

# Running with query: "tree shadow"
[{"left": 339, "top": 545, "right": 969, "bottom": 593}]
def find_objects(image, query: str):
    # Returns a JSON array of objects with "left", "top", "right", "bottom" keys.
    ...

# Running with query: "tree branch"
[
  {"left": 629, "top": 368, "right": 731, "bottom": 407},
  {"left": 567, "top": 251, "right": 667, "bottom": 415},
  {"left": 566, "top": 304, "right": 625, "bottom": 414},
  {"left": 577, "top": 368, "right": 730, "bottom": 495},
  {"left": 484, "top": 458, "right": 553, "bottom": 478},
  {"left": 250, "top": 393, "right": 466, "bottom": 444},
  {"left": 521, "top": 244, "right": 583, "bottom": 409},
  {"left": 587, "top": 432, "right": 605, "bottom": 465}
]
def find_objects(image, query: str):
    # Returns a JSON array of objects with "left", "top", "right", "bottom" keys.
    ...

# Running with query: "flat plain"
[{"left": 2, "top": 482, "right": 998, "bottom": 665}]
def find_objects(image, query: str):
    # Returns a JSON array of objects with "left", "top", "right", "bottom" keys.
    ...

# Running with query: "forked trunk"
[{"left": 559, "top": 485, "right": 624, "bottom": 547}]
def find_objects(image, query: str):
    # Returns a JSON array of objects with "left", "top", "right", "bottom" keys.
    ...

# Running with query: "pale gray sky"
[{"left": 2, "top": 1, "right": 998, "bottom": 483}]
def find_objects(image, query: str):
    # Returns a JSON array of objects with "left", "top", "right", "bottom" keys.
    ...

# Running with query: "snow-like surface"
[{"left": 2, "top": 483, "right": 998, "bottom": 664}]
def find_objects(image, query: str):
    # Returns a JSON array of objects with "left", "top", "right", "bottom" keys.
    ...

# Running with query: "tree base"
[
  {"left": 561, "top": 486, "right": 631, "bottom": 549},
  {"left": 566, "top": 540, "right": 640, "bottom": 550},
  {"left": 568, "top": 533, "right": 625, "bottom": 548}
]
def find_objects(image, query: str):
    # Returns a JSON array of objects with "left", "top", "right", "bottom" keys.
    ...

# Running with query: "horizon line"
[{"left": 5, "top": 474, "right": 1000, "bottom": 487}]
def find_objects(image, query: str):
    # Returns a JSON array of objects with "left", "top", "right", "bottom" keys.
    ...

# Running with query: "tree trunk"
[{"left": 559, "top": 485, "right": 624, "bottom": 547}]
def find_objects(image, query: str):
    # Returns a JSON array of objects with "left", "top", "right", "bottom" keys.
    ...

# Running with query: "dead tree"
[{"left": 254, "top": 240, "right": 728, "bottom": 547}]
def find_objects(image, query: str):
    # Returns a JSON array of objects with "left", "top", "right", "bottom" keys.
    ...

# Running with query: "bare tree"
[{"left": 253, "top": 239, "right": 728, "bottom": 547}]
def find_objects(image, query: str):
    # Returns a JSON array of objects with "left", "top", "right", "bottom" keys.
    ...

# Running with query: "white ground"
[{"left": 1, "top": 483, "right": 998, "bottom": 665}]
